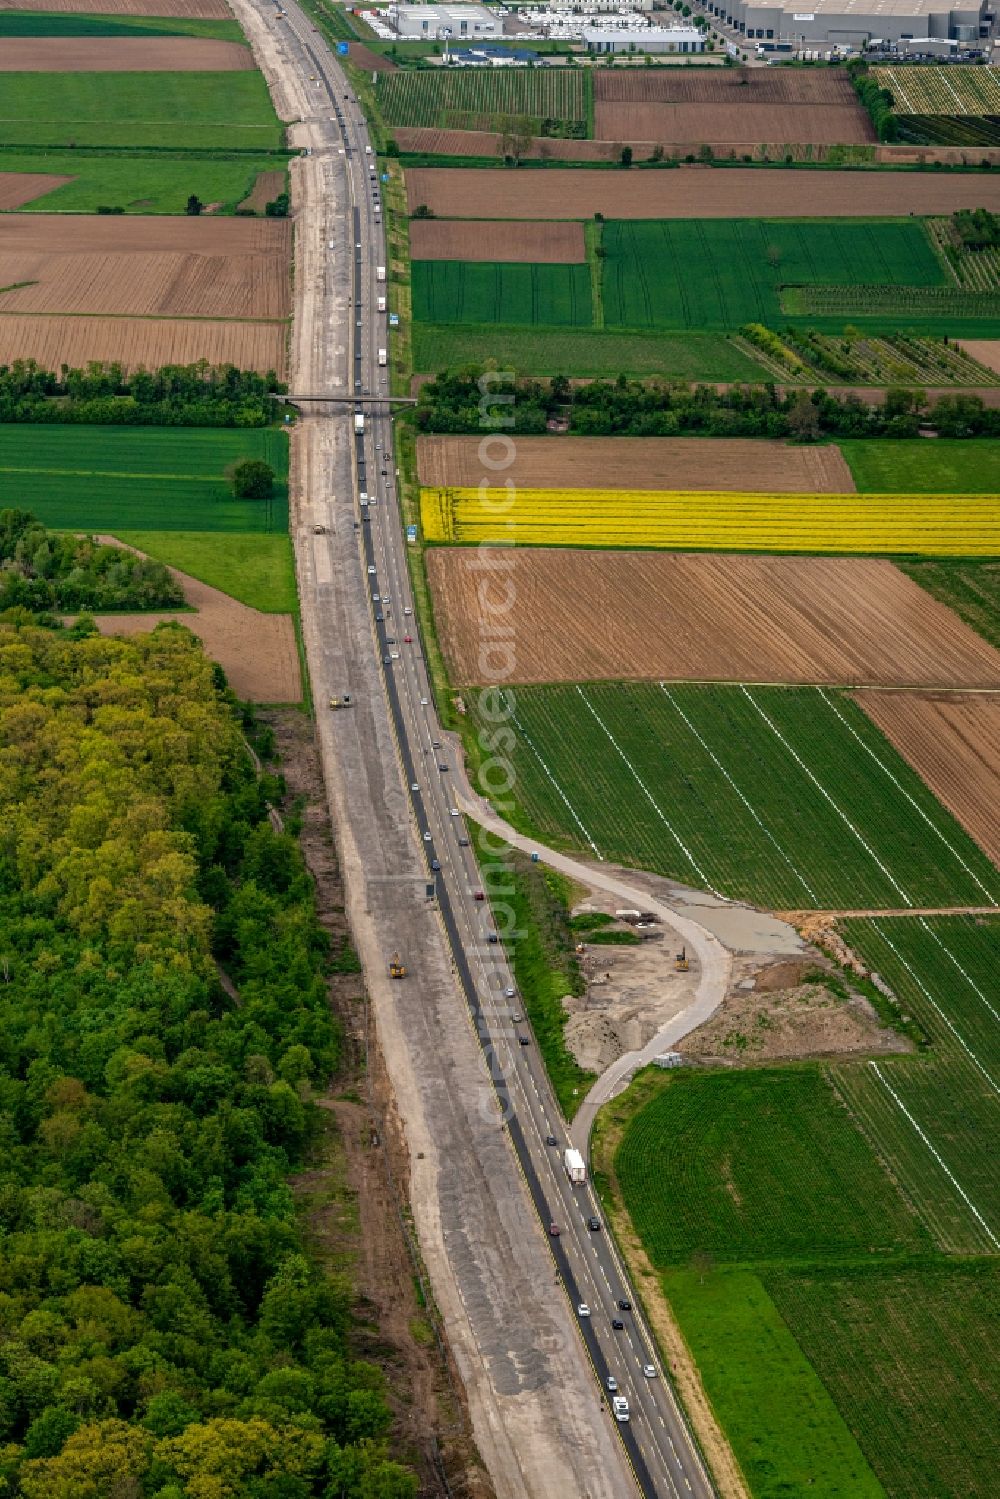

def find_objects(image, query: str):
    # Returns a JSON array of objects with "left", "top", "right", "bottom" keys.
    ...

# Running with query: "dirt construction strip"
[
  {"left": 416, "top": 434, "right": 854, "bottom": 491},
  {"left": 409, "top": 218, "right": 585, "bottom": 263},
  {"left": 427, "top": 549, "right": 1000, "bottom": 691},
  {"left": 0, "top": 37, "right": 254, "bottom": 69},
  {"left": 856, "top": 692, "right": 1000, "bottom": 870},
  {"left": 406, "top": 166, "right": 1000, "bottom": 219}
]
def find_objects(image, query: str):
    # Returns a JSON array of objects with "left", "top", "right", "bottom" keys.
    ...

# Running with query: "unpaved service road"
[{"left": 406, "top": 167, "right": 1000, "bottom": 219}]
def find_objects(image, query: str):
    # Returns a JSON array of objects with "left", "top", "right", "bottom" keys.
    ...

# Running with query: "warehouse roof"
[{"left": 780, "top": 0, "right": 973, "bottom": 15}]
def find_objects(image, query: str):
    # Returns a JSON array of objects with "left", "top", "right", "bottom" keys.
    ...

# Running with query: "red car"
[{"left": 404, "top": 634, "right": 412, "bottom": 643}]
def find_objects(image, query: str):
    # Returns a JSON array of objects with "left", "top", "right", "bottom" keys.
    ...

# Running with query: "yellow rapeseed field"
[{"left": 419, "top": 486, "right": 1000, "bottom": 556}]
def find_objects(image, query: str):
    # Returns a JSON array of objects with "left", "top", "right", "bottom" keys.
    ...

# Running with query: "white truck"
[
  {"left": 354, "top": 412, "right": 365, "bottom": 434},
  {"left": 612, "top": 1396, "right": 630, "bottom": 1424},
  {"left": 376, "top": 265, "right": 386, "bottom": 282},
  {"left": 564, "top": 1148, "right": 586, "bottom": 1186},
  {"left": 377, "top": 295, "right": 387, "bottom": 313},
  {"left": 377, "top": 348, "right": 387, "bottom": 367}
]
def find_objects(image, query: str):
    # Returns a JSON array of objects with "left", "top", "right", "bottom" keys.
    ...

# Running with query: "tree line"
[
  {"left": 0, "top": 617, "right": 415, "bottom": 1498},
  {"left": 415, "top": 368, "right": 1000, "bottom": 439},
  {"left": 0, "top": 361, "right": 285, "bottom": 429},
  {"left": 0, "top": 510, "right": 183, "bottom": 614}
]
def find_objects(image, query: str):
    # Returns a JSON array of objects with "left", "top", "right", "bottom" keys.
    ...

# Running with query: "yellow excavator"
[
  {"left": 675, "top": 947, "right": 689, "bottom": 973},
  {"left": 389, "top": 952, "right": 407, "bottom": 980}
]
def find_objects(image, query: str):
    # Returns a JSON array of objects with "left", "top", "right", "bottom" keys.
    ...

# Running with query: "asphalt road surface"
[{"left": 250, "top": 5, "right": 717, "bottom": 1495}]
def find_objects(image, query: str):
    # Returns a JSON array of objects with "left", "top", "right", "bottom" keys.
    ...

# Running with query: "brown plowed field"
[
  {"left": 0, "top": 214, "right": 290, "bottom": 319},
  {"left": 958, "top": 340, "right": 1000, "bottom": 375},
  {"left": 0, "top": 0, "right": 231, "bottom": 12},
  {"left": 406, "top": 167, "right": 1000, "bottom": 219},
  {"left": 417, "top": 435, "right": 855, "bottom": 492},
  {"left": 0, "top": 314, "right": 287, "bottom": 374},
  {"left": 858, "top": 692, "right": 1000, "bottom": 868},
  {"left": 409, "top": 219, "right": 585, "bottom": 263},
  {"left": 348, "top": 42, "right": 396, "bottom": 71},
  {"left": 0, "top": 171, "right": 73, "bottom": 208},
  {"left": 594, "top": 103, "right": 874, "bottom": 145},
  {"left": 238, "top": 169, "right": 286, "bottom": 213},
  {"left": 0, "top": 37, "right": 252, "bottom": 69},
  {"left": 426, "top": 549, "right": 1000, "bottom": 690}
]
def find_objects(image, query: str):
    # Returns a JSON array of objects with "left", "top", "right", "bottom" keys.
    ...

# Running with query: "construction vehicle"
[
  {"left": 675, "top": 947, "right": 689, "bottom": 972},
  {"left": 328, "top": 694, "right": 352, "bottom": 710},
  {"left": 389, "top": 952, "right": 406, "bottom": 979}
]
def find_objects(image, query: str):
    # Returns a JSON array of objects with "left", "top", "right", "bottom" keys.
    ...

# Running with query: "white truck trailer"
[
  {"left": 377, "top": 295, "right": 387, "bottom": 313},
  {"left": 564, "top": 1148, "right": 586, "bottom": 1186},
  {"left": 354, "top": 412, "right": 365, "bottom": 433},
  {"left": 377, "top": 348, "right": 387, "bottom": 367},
  {"left": 376, "top": 265, "right": 386, "bottom": 282}
]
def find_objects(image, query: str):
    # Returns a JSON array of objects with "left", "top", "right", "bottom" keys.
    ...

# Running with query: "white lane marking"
[
  {"left": 869, "top": 921, "right": 999, "bottom": 1095},
  {"left": 869, "top": 1061, "right": 999, "bottom": 1248},
  {"left": 818, "top": 689, "right": 998, "bottom": 903},
  {"left": 659, "top": 684, "right": 818, "bottom": 902},
  {"left": 509, "top": 705, "right": 603, "bottom": 858},
  {"left": 740, "top": 686, "right": 912, "bottom": 905},
  {"left": 576, "top": 687, "right": 717, "bottom": 892}
]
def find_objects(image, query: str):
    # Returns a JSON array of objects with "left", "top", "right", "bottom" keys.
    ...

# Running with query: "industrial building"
[
  {"left": 584, "top": 22, "right": 706, "bottom": 49},
  {"left": 702, "top": 0, "right": 992, "bottom": 47},
  {"left": 389, "top": 3, "right": 502, "bottom": 40}
]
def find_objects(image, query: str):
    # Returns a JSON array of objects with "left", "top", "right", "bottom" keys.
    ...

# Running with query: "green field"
[
  {"left": 766, "top": 1261, "right": 1000, "bottom": 1499},
  {"left": 412, "top": 324, "right": 770, "bottom": 380},
  {"left": 0, "top": 149, "right": 287, "bottom": 214},
  {"left": 0, "top": 425, "right": 289, "bottom": 534},
  {"left": 412, "top": 261, "right": 591, "bottom": 328},
  {"left": 467, "top": 683, "right": 1000, "bottom": 910},
  {"left": 899, "top": 558, "right": 1000, "bottom": 650},
  {"left": 603, "top": 218, "right": 946, "bottom": 332},
  {"left": 376, "top": 67, "right": 586, "bottom": 134},
  {"left": 0, "top": 11, "right": 243, "bottom": 39},
  {"left": 116, "top": 531, "right": 296, "bottom": 613},
  {"left": 0, "top": 72, "right": 284, "bottom": 151},
  {"left": 616, "top": 1067, "right": 931, "bottom": 1266},
  {"left": 840, "top": 438, "right": 1000, "bottom": 493}
]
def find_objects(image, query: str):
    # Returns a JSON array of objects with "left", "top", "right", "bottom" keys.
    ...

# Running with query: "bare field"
[
  {"left": 409, "top": 219, "right": 585, "bottom": 263},
  {"left": 416, "top": 435, "right": 855, "bottom": 491},
  {"left": 348, "top": 42, "right": 396, "bottom": 71},
  {"left": 406, "top": 167, "right": 1000, "bottom": 219},
  {"left": 238, "top": 169, "right": 286, "bottom": 213},
  {"left": 0, "top": 0, "right": 232, "bottom": 12},
  {"left": 91, "top": 565, "right": 300, "bottom": 703},
  {"left": 958, "top": 340, "right": 1000, "bottom": 374},
  {"left": 0, "top": 171, "right": 72, "bottom": 208},
  {"left": 858, "top": 692, "right": 1000, "bottom": 866},
  {"left": 0, "top": 214, "right": 290, "bottom": 320},
  {"left": 426, "top": 549, "right": 1000, "bottom": 690},
  {"left": 0, "top": 37, "right": 252, "bottom": 69},
  {"left": 593, "top": 103, "right": 874, "bottom": 146},
  {"left": 394, "top": 126, "right": 659, "bottom": 161},
  {"left": 0, "top": 314, "right": 287, "bottom": 374},
  {"left": 594, "top": 69, "right": 861, "bottom": 105}
]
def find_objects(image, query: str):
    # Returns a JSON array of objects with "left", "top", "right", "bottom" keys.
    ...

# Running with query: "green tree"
[
  {"left": 232, "top": 458, "right": 276, "bottom": 500},
  {"left": 620, "top": 145, "right": 633, "bottom": 168},
  {"left": 186, "top": 194, "right": 204, "bottom": 216}
]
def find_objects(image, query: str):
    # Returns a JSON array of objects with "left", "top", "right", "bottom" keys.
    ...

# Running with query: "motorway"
[{"left": 249, "top": 5, "right": 717, "bottom": 1496}]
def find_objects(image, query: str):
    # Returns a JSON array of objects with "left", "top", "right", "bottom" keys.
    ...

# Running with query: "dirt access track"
[
  {"left": 0, "top": 38, "right": 253, "bottom": 69},
  {"left": 593, "top": 67, "right": 875, "bottom": 146},
  {"left": 417, "top": 435, "right": 854, "bottom": 491},
  {"left": 0, "top": 0, "right": 231, "bottom": 12},
  {"left": 427, "top": 548, "right": 1000, "bottom": 690},
  {"left": 409, "top": 219, "right": 585, "bottom": 263},
  {"left": 858, "top": 692, "right": 1000, "bottom": 869},
  {"left": 406, "top": 167, "right": 1000, "bottom": 219},
  {"left": 87, "top": 545, "right": 301, "bottom": 704},
  {"left": 0, "top": 214, "right": 291, "bottom": 320}
]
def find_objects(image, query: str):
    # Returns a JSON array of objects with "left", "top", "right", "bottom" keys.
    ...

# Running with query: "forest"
[
  {"left": 0, "top": 362, "right": 283, "bottom": 428},
  {"left": 416, "top": 368, "right": 1000, "bottom": 439},
  {"left": 0, "top": 618, "right": 415, "bottom": 1498},
  {"left": 0, "top": 510, "right": 183, "bottom": 613}
]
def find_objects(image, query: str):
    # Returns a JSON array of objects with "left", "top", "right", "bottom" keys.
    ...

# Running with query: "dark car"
[
  {"left": 611, "top": 1318, "right": 625, "bottom": 1331},
  {"left": 430, "top": 859, "right": 440, "bottom": 872},
  {"left": 458, "top": 836, "right": 469, "bottom": 847},
  {"left": 587, "top": 1216, "right": 601, "bottom": 1232},
  {"left": 382, "top": 655, "right": 391, "bottom": 665},
  {"left": 617, "top": 1298, "right": 632, "bottom": 1312},
  {"left": 375, "top": 611, "right": 384, "bottom": 622},
  {"left": 549, "top": 1222, "right": 560, "bottom": 1237},
  {"left": 518, "top": 1034, "right": 530, "bottom": 1046},
  {"left": 438, "top": 763, "right": 448, "bottom": 772},
  {"left": 546, "top": 1135, "right": 558, "bottom": 1147}
]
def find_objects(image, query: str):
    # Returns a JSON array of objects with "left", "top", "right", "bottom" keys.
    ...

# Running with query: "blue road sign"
[{"left": 337, "top": 41, "right": 349, "bottom": 54}]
